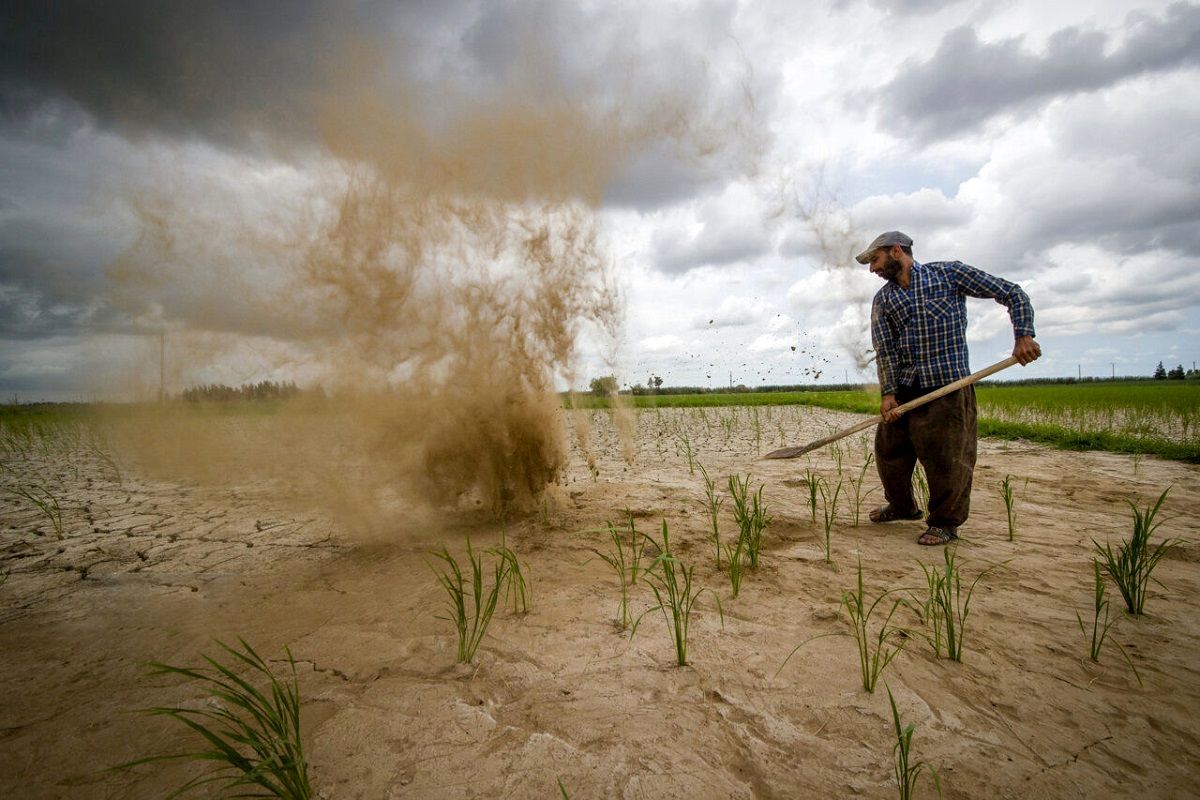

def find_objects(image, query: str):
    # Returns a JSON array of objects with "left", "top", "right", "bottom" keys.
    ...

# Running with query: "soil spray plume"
[{"left": 99, "top": 13, "right": 760, "bottom": 525}]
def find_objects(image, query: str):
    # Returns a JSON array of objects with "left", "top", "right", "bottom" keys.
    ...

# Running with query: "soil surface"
[{"left": 2, "top": 405, "right": 1199, "bottom": 798}]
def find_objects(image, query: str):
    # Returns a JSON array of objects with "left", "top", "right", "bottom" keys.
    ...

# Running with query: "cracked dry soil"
[{"left": 1, "top": 405, "right": 1199, "bottom": 798}]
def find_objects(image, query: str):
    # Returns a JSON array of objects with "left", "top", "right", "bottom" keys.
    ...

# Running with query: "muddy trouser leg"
[
  {"left": 874, "top": 409, "right": 919, "bottom": 515},
  {"left": 908, "top": 386, "right": 977, "bottom": 528}
]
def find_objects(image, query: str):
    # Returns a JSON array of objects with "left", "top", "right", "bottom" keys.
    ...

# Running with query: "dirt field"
[{"left": 2, "top": 405, "right": 1198, "bottom": 799}]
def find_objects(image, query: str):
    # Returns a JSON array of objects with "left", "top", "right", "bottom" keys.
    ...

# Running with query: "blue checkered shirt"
[{"left": 871, "top": 260, "right": 1035, "bottom": 396}]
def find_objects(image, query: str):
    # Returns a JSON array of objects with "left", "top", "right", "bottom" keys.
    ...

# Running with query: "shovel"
[{"left": 761, "top": 355, "right": 1019, "bottom": 460}]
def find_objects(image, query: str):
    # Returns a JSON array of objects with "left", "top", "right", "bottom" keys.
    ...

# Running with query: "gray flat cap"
[{"left": 855, "top": 231, "right": 913, "bottom": 264}]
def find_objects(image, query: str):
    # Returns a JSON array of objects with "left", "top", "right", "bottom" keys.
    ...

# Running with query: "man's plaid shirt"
[{"left": 871, "top": 260, "right": 1035, "bottom": 396}]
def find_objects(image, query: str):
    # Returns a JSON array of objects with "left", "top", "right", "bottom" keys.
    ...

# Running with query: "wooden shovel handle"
[{"left": 762, "top": 356, "right": 1019, "bottom": 460}]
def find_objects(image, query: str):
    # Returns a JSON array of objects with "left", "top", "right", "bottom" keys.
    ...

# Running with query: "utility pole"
[
  {"left": 1077, "top": 363, "right": 1081, "bottom": 380},
  {"left": 1112, "top": 363, "right": 1115, "bottom": 379}
]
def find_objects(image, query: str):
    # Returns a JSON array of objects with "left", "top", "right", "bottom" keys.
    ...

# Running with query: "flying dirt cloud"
[{"left": 2, "top": 1, "right": 762, "bottom": 513}]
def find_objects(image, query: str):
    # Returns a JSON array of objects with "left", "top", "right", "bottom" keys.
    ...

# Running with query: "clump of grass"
[
  {"left": 887, "top": 685, "right": 941, "bottom": 800},
  {"left": 847, "top": 454, "right": 877, "bottom": 527},
  {"left": 633, "top": 520, "right": 723, "bottom": 666},
  {"left": 1076, "top": 560, "right": 1141, "bottom": 686},
  {"left": 723, "top": 527, "right": 748, "bottom": 598},
  {"left": 801, "top": 468, "right": 821, "bottom": 524},
  {"left": 1093, "top": 487, "right": 1181, "bottom": 615},
  {"left": 999, "top": 474, "right": 1017, "bottom": 541},
  {"left": 676, "top": 429, "right": 697, "bottom": 475},
  {"left": 429, "top": 539, "right": 508, "bottom": 663},
  {"left": 777, "top": 559, "right": 907, "bottom": 692},
  {"left": 117, "top": 638, "right": 312, "bottom": 799},
  {"left": 697, "top": 463, "right": 724, "bottom": 569},
  {"left": 843, "top": 559, "right": 907, "bottom": 692},
  {"left": 818, "top": 476, "right": 842, "bottom": 564},
  {"left": 920, "top": 547, "right": 997, "bottom": 662},
  {"left": 11, "top": 483, "right": 64, "bottom": 540},
  {"left": 490, "top": 533, "right": 530, "bottom": 615},
  {"left": 728, "top": 474, "right": 770, "bottom": 569},
  {"left": 590, "top": 514, "right": 647, "bottom": 630}
]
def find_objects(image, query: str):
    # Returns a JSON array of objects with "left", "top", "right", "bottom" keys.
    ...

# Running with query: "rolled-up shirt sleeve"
[
  {"left": 871, "top": 294, "right": 899, "bottom": 396},
  {"left": 949, "top": 261, "right": 1036, "bottom": 339}
]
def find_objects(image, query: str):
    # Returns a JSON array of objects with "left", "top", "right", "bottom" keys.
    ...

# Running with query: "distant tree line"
[
  {"left": 179, "top": 381, "right": 303, "bottom": 403},
  {"left": 1153, "top": 361, "right": 1197, "bottom": 380}
]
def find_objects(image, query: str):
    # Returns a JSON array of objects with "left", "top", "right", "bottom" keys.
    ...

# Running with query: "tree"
[
  {"left": 648, "top": 375, "right": 663, "bottom": 393},
  {"left": 589, "top": 375, "right": 618, "bottom": 396},
  {"left": 1168, "top": 364, "right": 1185, "bottom": 380},
  {"left": 1153, "top": 361, "right": 1167, "bottom": 380}
]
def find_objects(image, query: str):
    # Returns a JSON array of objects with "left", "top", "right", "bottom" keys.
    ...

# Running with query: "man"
[{"left": 857, "top": 231, "right": 1041, "bottom": 545}]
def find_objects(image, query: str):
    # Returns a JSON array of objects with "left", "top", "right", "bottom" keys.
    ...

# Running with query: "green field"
[{"left": 566, "top": 381, "right": 1200, "bottom": 462}]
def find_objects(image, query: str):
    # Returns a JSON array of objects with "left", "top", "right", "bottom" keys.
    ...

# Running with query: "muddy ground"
[{"left": 2, "top": 404, "right": 1198, "bottom": 798}]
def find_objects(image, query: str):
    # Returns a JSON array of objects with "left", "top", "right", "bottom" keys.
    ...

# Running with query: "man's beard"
[{"left": 881, "top": 254, "right": 903, "bottom": 281}]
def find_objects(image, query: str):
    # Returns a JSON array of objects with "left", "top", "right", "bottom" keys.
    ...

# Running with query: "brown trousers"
[{"left": 874, "top": 385, "right": 977, "bottom": 529}]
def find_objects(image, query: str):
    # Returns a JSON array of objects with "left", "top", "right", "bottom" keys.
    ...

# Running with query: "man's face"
[{"left": 868, "top": 247, "right": 904, "bottom": 281}]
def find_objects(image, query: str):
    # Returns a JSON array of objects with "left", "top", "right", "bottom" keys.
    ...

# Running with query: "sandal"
[
  {"left": 917, "top": 526, "right": 958, "bottom": 546},
  {"left": 869, "top": 505, "right": 923, "bottom": 523}
]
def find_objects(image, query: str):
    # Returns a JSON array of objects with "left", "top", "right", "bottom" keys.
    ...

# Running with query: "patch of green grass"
[
  {"left": 920, "top": 547, "right": 998, "bottom": 662},
  {"left": 887, "top": 685, "right": 941, "bottom": 800},
  {"left": 429, "top": 539, "right": 508, "bottom": 663},
  {"left": 1093, "top": 487, "right": 1181, "bottom": 616},
  {"left": 1076, "top": 560, "right": 1141, "bottom": 686},
  {"left": 697, "top": 463, "right": 724, "bottom": 570},
  {"left": 590, "top": 514, "right": 647, "bottom": 630},
  {"left": 633, "top": 520, "right": 723, "bottom": 666},
  {"left": 117, "top": 638, "right": 312, "bottom": 799},
  {"left": 777, "top": 560, "right": 907, "bottom": 692}
]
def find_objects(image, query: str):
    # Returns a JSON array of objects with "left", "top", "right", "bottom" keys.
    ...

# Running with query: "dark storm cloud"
[
  {"left": 876, "top": 2, "right": 1200, "bottom": 142},
  {"left": 0, "top": 0, "right": 350, "bottom": 151}
]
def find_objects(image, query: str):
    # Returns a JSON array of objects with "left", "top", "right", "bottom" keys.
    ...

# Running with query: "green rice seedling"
[
  {"left": 923, "top": 547, "right": 997, "bottom": 662},
  {"left": 723, "top": 532, "right": 747, "bottom": 598},
  {"left": 676, "top": 429, "right": 697, "bottom": 475},
  {"left": 633, "top": 521, "right": 723, "bottom": 666},
  {"left": 776, "top": 559, "right": 907, "bottom": 691},
  {"left": 847, "top": 454, "right": 878, "bottom": 527},
  {"left": 910, "top": 561, "right": 945, "bottom": 657},
  {"left": 728, "top": 474, "right": 771, "bottom": 570},
  {"left": 1093, "top": 487, "right": 1180, "bottom": 615},
  {"left": 999, "top": 474, "right": 1017, "bottom": 541},
  {"left": 830, "top": 438, "right": 845, "bottom": 476},
  {"left": 11, "top": 483, "right": 64, "bottom": 540},
  {"left": 117, "top": 638, "right": 312, "bottom": 799},
  {"left": 843, "top": 559, "right": 908, "bottom": 692},
  {"left": 590, "top": 515, "right": 647, "bottom": 630},
  {"left": 429, "top": 539, "right": 509, "bottom": 663},
  {"left": 887, "top": 685, "right": 941, "bottom": 800},
  {"left": 818, "top": 477, "right": 842, "bottom": 564},
  {"left": 751, "top": 407, "right": 763, "bottom": 454},
  {"left": 911, "top": 465, "right": 929, "bottom": 514},
  {"left": 801, "top": 468, "right": 821, "bottom": 524},
  {"left": 697, "top": 463, "right": 724, "bottom": 569},
  {"left": 1076, "top": 560, "right": 1141, "bottom": 686},
  {"left": 490, "top": 533, "right": 531, "bottom": 615}
]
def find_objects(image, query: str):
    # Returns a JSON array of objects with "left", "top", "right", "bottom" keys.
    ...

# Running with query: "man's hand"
[
  {"left": 880, "top": 394, "right": 901, "bottom": 423},
  {"left": 1013, "top": 335, "right": 1041, "bottom": 366}
]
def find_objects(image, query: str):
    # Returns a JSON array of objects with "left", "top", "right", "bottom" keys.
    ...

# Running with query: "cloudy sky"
[{"left": 2, "top": 0, "right": 1198, "bottom": 400}]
